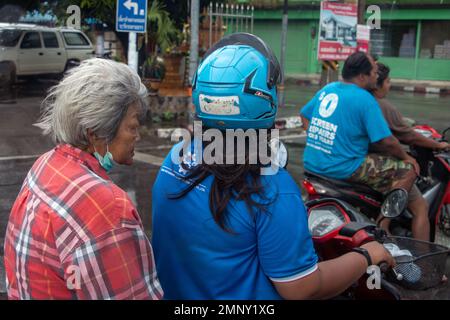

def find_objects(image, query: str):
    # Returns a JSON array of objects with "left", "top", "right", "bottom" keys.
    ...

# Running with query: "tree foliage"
[
  {"left": 147, "top": 0, "right": 180, "bottom": 54},
  {"left": 79, "top": 0, "right": 115, "bottom": 26}
]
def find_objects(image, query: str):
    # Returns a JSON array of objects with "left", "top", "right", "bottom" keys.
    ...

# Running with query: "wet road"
[{"left": 0, "top": 78, "right": 449, "bottom": 299}]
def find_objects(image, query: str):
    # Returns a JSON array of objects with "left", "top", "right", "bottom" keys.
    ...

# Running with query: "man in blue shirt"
[
  {"left": 152, "top": 34, "right": 394, "bottom": 300},
  {"left": 300, "top": 52, "right": 419, "bottom": 196}
]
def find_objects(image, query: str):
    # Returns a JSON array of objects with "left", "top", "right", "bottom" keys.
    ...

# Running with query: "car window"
[
  {"left": 20, "top": 32, "right": 42, "bottom": 49},
  {"left": 42, "top": 32, "right": 59, "bottom": 48},
  {"left": 62, "top": 32, "right": 89, "bottom": 46},
  {"left": 0, "top": 29, "right": 22, "bottom": 47}
]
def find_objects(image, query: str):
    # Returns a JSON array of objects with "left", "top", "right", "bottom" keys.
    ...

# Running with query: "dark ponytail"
[{"left": 169, "top": 130, "right": 275, "bottom": 232}]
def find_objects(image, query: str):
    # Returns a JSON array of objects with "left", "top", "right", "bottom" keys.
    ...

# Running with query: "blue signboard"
[{"left": 116, "top": 0, "right": 147, "bottom": 33}]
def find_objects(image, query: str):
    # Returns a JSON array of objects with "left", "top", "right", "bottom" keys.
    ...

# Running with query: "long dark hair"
[
  {"left": 376, "top": 62, "right": 390, "bottom": 88},
  {"left": 169, "top": 128, "right": 275, "bottom": 232}
]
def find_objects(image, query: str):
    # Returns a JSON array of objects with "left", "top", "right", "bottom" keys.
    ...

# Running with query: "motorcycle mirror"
[
  {"left": 381, "top": 188, "right": 408, "bottom": 218},
  {"left": 269, "top": 138, "right": 288, "bottom": 169},
  {"left": 442, "top": 127, "right": 450, "bottom": 142}
]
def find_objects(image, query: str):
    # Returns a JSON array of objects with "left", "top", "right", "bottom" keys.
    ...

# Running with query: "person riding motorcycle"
[
  {"left": 300, "top": 52, "right": 419, "bottom": 213},
  {"left": 370, "top": 62, "right": 450, "bottom": 241},
  {"left": 151, "top": 34, "right": 394, "bottom": 300}
]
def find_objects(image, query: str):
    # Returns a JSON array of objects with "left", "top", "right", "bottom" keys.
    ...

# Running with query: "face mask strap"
[
  {"left": 93, "top": 143, "right": 109, "bottom": 157},
  {"left": 92, "top": 143, "right": 114, "bottom": 172}
]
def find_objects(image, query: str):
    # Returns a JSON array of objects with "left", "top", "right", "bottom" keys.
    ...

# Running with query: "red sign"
[
  {"left": 318, "top": 1, "right": 358, "bottom": 61},
  {"left": 322, "top": 2, "right": 357, "bottom": 16},
  {"left": 356, "top": 24, "right": 370, "bottom": 54}
]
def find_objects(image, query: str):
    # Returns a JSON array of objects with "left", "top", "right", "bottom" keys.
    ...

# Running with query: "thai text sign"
[{"left": 116, "top": 0, "right": 147, "bottom": 33}]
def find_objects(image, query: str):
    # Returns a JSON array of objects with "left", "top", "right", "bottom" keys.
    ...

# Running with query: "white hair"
[{"left": 35, "top": 58, "right": 148, "bottom": 147}]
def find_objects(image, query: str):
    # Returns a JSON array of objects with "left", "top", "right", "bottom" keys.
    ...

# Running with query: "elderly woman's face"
[{"left": 108, "top": 103, "right": 141, "bottom": 165}]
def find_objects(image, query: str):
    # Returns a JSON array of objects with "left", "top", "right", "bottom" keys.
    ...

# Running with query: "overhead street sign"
[{"left": 116, "top": 0, "right": 147, "bottom": 33}]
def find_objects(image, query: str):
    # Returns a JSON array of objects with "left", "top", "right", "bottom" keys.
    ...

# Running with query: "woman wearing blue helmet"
[{"left": 151, "top": 33, "right": 393, "bottom": 299}]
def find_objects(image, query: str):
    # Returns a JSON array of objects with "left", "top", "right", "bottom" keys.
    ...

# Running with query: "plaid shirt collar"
[{"left": 55, "top": 144, "right": 110, "bottom": 181}]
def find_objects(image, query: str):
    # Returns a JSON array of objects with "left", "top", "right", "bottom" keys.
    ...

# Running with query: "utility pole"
[
  {"left": 280, "top": 0, "right": 288, "bottom": 88},
  {"left": 189, "top": 0, "right": 200, "bottom": 83},
  {"left": 278, "top": 0, "right": 288, "bottom": 107},
  {"left": 127, "top": 32, "right": 137, "bottom": 73},
  {"left": 358, "top": 0, "right": 366, "bottom": 24}
]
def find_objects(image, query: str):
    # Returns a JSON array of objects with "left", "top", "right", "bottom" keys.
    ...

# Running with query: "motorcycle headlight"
[
  {"left": 381, "top": 188, "right": 408, "bottom": 218},
  {"left": 308, "top": 205, "right": 347, "bottom": 237}
]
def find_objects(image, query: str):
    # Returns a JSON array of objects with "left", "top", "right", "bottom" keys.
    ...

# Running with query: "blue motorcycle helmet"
[{"left": 192, "top": 33, "right": 282, "bottom": 130}]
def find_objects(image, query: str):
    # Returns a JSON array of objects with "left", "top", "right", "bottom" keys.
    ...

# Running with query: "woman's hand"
[
  {"left": 436, "top": 141, "right": 450, "bottom": 151},
  {"left": 361, "top": 241, "right": 395, "bottom": 267}
]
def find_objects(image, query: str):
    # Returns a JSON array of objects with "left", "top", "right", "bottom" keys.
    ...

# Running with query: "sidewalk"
[{"left": 285, "top": 74, "right": 450, "bottom": 95}]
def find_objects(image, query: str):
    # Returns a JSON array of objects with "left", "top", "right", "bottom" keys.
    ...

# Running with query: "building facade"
[{"left": 232, "top": 0, "right": 450, "bottom": 81}]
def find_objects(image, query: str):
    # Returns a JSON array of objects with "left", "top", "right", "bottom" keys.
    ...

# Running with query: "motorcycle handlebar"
[
  {"left": 379, "top": 261, "right": 403, "bottom": 281},
  {"left": 442, "top": 127, "right": 450, "bottom": 137},
  {"left": 379, "top": 262, "right": 389, "bottom": 273}
]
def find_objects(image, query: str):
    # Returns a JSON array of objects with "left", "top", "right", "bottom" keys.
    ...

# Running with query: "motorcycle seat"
[{"left": 304, "top": 170, "right": 382, "bottom": 198}]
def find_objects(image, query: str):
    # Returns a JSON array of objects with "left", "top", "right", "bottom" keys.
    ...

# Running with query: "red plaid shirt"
[{"left": 4, "top": 144, "right": 163, "bottom": 300}]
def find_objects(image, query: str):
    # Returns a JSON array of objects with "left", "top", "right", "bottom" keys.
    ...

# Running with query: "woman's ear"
[
  {"left": 87, "top": 129, "right": 97, "bottom": 145},
  {"left": 86, "top": 129, "right": 102, "bottom": 153}
]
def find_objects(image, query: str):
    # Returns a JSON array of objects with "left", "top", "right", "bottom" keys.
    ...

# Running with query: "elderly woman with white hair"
[{"left": 3, "top": 58, "right": 163, "bottom": 300}]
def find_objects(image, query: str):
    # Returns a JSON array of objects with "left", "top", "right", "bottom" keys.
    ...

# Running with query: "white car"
[{"left": 0, "top": 23, "right": 95, "bottom": 84}]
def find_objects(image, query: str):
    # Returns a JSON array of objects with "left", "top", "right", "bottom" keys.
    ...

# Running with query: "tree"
[
  {"left": 0, "top": 1, "right": 40, "bottom": 11},
  {"left": 79, "top": 0, "right": 115, "bottom": 27},
  {"left": 0, "top": 1, "right": 39, "bottom": 23},
  {"left": 147, "top": 0, "right": 180, "bottom": 55}
]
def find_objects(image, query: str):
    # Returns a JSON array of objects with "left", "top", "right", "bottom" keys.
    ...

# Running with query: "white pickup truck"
[{"left": 0, "top": 23, "right": 95, "bottom": 84}]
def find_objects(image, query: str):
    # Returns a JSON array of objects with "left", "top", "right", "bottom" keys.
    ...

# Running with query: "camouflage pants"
[{"left": 348, "top": 153, "right": 414, "bottom": 195}]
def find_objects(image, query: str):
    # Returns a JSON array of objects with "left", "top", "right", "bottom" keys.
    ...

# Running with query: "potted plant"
[
  {"left": 143, "top": 1, "right": 180, "bottom": 64},
  {"left": 163, "top": 44, "right": 184, "bottom": 75},
  {"left": 140, "top": 0, "right": 180, "bottom": 92},
  {"left": 142, "top": 55, "right": 166, "bottom": 92}
]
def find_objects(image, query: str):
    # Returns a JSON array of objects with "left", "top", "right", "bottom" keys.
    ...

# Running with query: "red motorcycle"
[
  {"left": 306, "top": 195, "right": 450, "bottom": 299},
  {"left": 303, "top": 125, "right": 450, "bottom": 244},
  {"left": 273, "top": 133, "right": 449, "bottom": 299}
]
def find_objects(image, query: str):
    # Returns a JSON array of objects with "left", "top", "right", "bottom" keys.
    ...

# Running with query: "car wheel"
[
  {"left": 9, "top": 64, "right": 16, "bottom": 86},
  {"left": 64, "top": 60, "right": 80, "bottom": 73},
  {"left": 0, "top": 62, "right": 16, "bottom": 88}
]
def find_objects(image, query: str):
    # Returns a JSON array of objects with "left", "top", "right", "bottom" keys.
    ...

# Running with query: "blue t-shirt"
[
  {"left": 152, "top": 144, "right": 318, "bottom": 300},
  {"left": 300, "top": 82, "right": 392, "bottom": 179}
]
